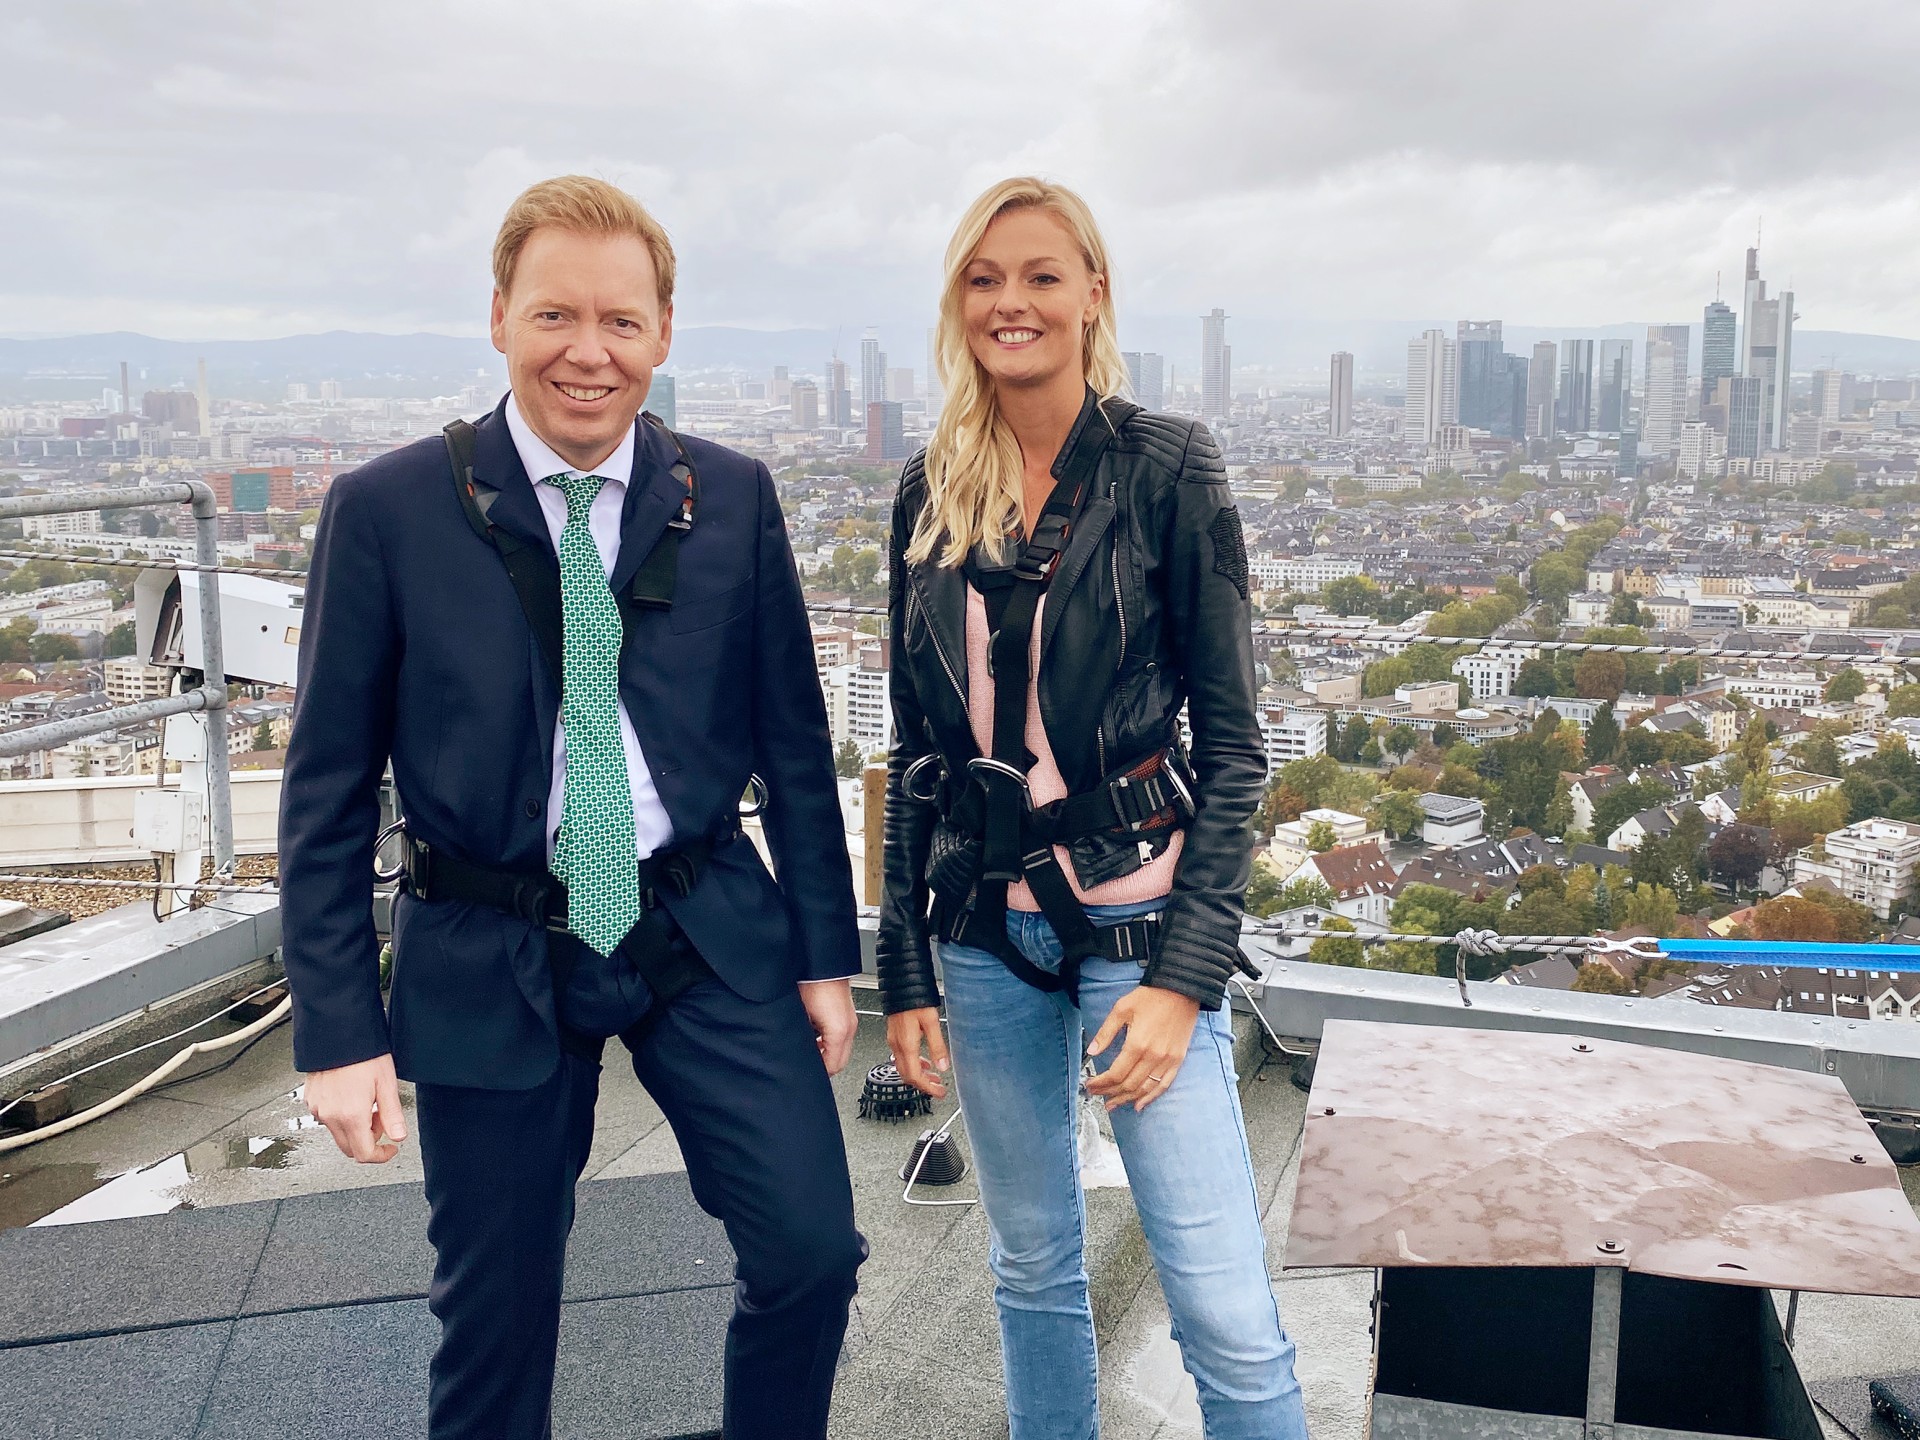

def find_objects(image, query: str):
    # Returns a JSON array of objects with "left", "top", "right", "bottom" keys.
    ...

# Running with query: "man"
[{"left": 280, "top": 175, "right": 865, "bottom": 1440}]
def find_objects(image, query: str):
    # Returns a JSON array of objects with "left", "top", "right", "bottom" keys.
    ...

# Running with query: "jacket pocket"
[
  {"left": 669, "top": 577, "right": 754, "bottom": 634},
  {"left": 1067, "top": 827, "right": 1173, "bottom": 890}
]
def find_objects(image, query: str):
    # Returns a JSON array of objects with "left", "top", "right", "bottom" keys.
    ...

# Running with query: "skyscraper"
[
  {"left": 196, "top": 358, "right": 212, "bottom": 439},
  {"left": 1525, "top": 342, "right": 1557, "bottom": 440},
  {"left": 1558, "top": 339, "right": 1595, "bottom": 433},
  {"left": 925, "top": 328, "right": 943, "bottom": 414},
  {"left": 1494, "top": 353, "right": 1531, "bottom": 440},
  {"left": 860, "top": 329, "right": 886, "bottom": 409},
  {"left": 1725, "top": 375, "right": 1764, "bottom": 460},
  {"left": 865, "top": 401, "right": 907, "bottom": 462},
  {"left": 1701, "top": 299, "right": 1736, "bottom": 408},
  {"left": 1404, "top": 329, "right": 1458, "bottom": 448},
  {"left": 888, "top": 367, "right": 916, "bottom": 404},
  {"left": 1329, "top": 352, "right": 1354, "bottom": 438},
  {"left": 770, "top": 365, "right": 791, "bottom": 405},
  {"left": 1642, "top": 325, "right": 1691, "bottom": 457},
  {"left": 647, "top": 374, "right": 678, "bottom": 429},
  {"left": 826, "top": 356, "right": 852, "bottom": 428},
  {"left": 1812, "top": 368, "right": 1845, "bottom": 423},
  {"left": 789, "top": 380, "right": 819, "bottom": 430},
  {"left": 1200, "top": 309, "right": 1230, "bottom": 418},
  {"left": 1596, "top": 338, "right": 1632, "bottom": 432},
  {"left": 1455, "top": 321, "right": 1504, "bottom": 430},
  {"left": 1123, "top": 352, "right": 1166, "bottom": 411},
  {"left": 1738, "top": 248, "right": 1792, "bottom": 451}
]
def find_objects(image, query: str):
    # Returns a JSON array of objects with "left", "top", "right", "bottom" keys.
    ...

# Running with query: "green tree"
[
  {"left": 251, "top": 718, "right": 274, "bottom": 751},
  {"left": 1307, "top": 916, "right": 1366, "bottom": 967},
  {"left": 833, "top": 738, "right": 864, "bottom": 779},
  {"left": 1590, "top": 874, "right": 1614, "bottom": 928},
  {"left": 104, "top": 621, "right": 137, "bottom": 658},
  {"left": 1586, "top": 703, "right": 1620, "bottom": 765},
  {"left": 1320, "top": 575, "right": 1382, "bottom": 615},
  {"left": 1824, "top": 667, "right": 1867, "bottom": 704},
  {"left": 1305, "top": 819, "right": 1337, "bottom": 853},
  {"left": 1574, "top": 651, "right": 1627, "bottom": 702},
  {"left": 1385, "top": 724, "right": 1418, "bottom": 758},
  {"left": 28, "top": 632, "right": 80, "bottom": 663},
  {"left": 1369, "top": 788, "right": 1426, "bottom": 840},
  {"left": 1543, "top": 780, "right": 1574, "bottom": 837},
  {"left": 1888, "top": 685, "right": 1920, "bottom": 720},
  {"left": 1590, "top": 778, "right": 1673, "bottom": 847},
  {"left": 1619, "top": 883, "right": 1681, "bottom": 936},
  {"left": 1247, "top": 873, "right": 1339, "bottom": 917},
  {"left": 1572, "top": 963, "right": 1631, "bottom": 995},
  {"left": 1336, "top": 715, "right": 1371, "bottom": 763}
]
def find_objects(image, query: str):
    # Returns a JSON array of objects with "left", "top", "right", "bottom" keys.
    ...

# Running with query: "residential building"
[
  {"left": 1568, "top": 592, "right": 1612, "bottom": 626},
  {"left": 1678, "top": 421, "right": 1723, "bottom": 480},
  {"left": 102, "top": 657, "right": 173, "bottom": 705},
  {"left": 1329, "top": 351, "right": 1353, "bottom": 438},
  {"left": 1269, "top": 808, "right": 1383, "bottom": 875},
  {"left": 1258, "top": 706, "right": 1327, "bottom": 771},
  {"left": 1793, "top": 818, "right": 1920, "bottom": 919},
  {"left": 20, "top": 510, "right": 100, "bottom": 540},
  {"left": 1405, "top": 329, "right": 1458, "bottom": 448},
  {"left": 1454, "top": 648, "right": 1525, "bottom": 701},
  {"left": 1720, "top": 671, "right": 1826, "bottom": 709},
  {"left": 1419, "top": 792, "right": 1486, "bottom": 848},
  {"left": 1641, "top": 595, "right": 1692, "bottom": 630},
  {"left": 1286, "top": 838, "right": 1398, "bottom": 925},
  {"left": 1201, "top": 309, "right": 1231, "bottom": 418}
]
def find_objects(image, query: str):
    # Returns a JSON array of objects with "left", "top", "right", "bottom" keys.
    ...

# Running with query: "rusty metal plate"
[{"left": 1285, "top": 1019, "right": 1920, "bottom": 1297}]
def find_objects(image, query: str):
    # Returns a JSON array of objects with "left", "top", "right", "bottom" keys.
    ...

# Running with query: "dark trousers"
[{"left": 414, "top": 914, "right": 866, "bottom": 1440}]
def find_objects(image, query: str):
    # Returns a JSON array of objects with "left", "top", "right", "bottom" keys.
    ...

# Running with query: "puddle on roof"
[{"left": 1, "top": 1111, "right": 326, "bottom": 1228}]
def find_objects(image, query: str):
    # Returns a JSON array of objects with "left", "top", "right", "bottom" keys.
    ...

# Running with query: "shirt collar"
[{"left": 504, "top": 390, "right": 635, "bottom": 491}]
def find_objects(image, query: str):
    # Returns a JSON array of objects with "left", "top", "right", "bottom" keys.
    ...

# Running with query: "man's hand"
[
  {"left": 799, "top": 978, "right": 858, "bottom": 1076},
  {"left": 886, "top": 1007, "right": 950, "bottom": 1100},
  {"left": 1085, "top": 987, "right": 1201, "bottom": 1113},
  {"left": 304, "top": 1053, "right": 408, "bottom": 1163}
]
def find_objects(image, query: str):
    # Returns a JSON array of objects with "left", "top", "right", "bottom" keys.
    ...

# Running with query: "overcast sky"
[{"left": 5, "top": 1, "right": 1920, "bottom": 344}]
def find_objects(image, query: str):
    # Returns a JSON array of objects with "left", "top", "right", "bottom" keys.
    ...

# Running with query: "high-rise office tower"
[
  {"left": 865, "top": 401, "right": 907, "bottom": 462},
  {"left": 789, "top": 380, "right": 819, "bottom": 430},
  {"left": 1200, "top": 309, "right": 1230, "bottom": 418},
  {"left": 826, "top": 356, "right": 852, "bottom": 428},
  {"left": 1329, "top": 352, "right": 1354, "bottom": 438},
  {"left": 1405, "top": 329, "right": 1458, "bottom": 448},
  {"left": 196, "top": 358, "right": 212, "bottom": 438},
  {"left": 1123, "top": 351, "right": 1166, "bottom": 411},
  {"left": 1812, "top": 368, "right": 1845, "bottom": 423},
  {"left": 1738, "top": 248, "right": 1793, "bottom": 451},
  {"left": 1596, "top": 338, "right": 1632, "bottom": 432},
  {"left": 1494, "top": 353, "right": 1531, "bottom": 440},
  {"left": 1558, "top": 339, "right": 1595, "bottom": 433},
  {"left": 1725, "top": 375, "right": 1764, "bottom": 460},
  {"left": 860, "top": 329, "right": 886, "bottom": 408},
  {"left": 888, "top": 367, "right": 916, "bottom": 404},
  {"left": 648, "top": 374, "right": 678, "bottom": 429},
  {"left": 770, "top": 366, "right": 791, "bottom": 405},
  {"left": 1701, "top": 299, "right": 1736, "bottom": 408},
  {"left": 1525, "top": 341, "right": 1557, "bottom": 440},
  {"left": 1455, "top": 320, "right": 1504, "bottom": 430},
  {"left": 1642, "top": 325, "right": 1690, "bottom": 457}
]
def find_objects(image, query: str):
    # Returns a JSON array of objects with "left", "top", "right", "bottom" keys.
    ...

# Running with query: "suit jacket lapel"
[{"left": 608, "top": 419, "right": 687, "bottom": 598}]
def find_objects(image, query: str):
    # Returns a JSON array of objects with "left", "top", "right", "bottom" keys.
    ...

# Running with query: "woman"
[{"left": 880, "top": 176, "right": 1309, "bottom": 1440}]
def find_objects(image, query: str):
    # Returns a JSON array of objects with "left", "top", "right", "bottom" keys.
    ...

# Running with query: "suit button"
[{"left": 524, "top": 799, "right": 541, "bottom": 818}]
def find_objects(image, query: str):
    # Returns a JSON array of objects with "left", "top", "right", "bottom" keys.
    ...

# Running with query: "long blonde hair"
[{"left": 908, "top": 177, "right": 1130, "bottom": 569}]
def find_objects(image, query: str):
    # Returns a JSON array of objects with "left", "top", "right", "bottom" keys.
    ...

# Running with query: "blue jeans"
[{"left": 939, "top": 899, "right": 1308, "bottom": 1440}]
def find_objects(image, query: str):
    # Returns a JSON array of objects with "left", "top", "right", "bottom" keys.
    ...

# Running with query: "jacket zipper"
[
  {"left": 1099, "top": 536, "right": 1128, "bottom": 774},
  {"left": 907, "top": 577, "right": 966, "bottom": 707}
]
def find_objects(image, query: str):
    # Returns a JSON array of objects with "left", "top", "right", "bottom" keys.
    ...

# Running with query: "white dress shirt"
[{"left": 505, "top": 394, "right": 676, "bottom": 863}]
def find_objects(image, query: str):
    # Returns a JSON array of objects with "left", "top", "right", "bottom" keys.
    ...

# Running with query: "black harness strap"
[{"left": 960, "top": 404, "right": 1121, "bottom": 1004}]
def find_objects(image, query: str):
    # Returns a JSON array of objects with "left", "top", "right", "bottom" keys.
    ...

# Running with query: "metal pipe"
[
  {"left": 0, "top": 484, "right": 197, "bottom": 519},
  {"left": 186, "top": 480, "right": 234, "bottom": 876},
  {"left": 0, "top": 688, "right": 216, "bottom": 758}
]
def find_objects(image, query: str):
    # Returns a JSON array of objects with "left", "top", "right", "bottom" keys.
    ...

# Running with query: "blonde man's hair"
[
  {"left": 492, "top": 175, "right": 676, "bottom": 310},
  {"left": 909, "top": 177, "right": 1130, "bottom": 570}
]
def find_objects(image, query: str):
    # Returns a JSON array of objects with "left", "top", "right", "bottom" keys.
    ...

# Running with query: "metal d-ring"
[
  {"left": 372, "top": 820, "right": 409, "bottom": 883},
  {"left": 966, "top": 756, "right": 1033, "bottom": 804},
  {"left": 738, "top": 773, "right": 770, "bottom": 817},
  {"left": 901, "top": 753, "right": 943, "bottom": 804}
]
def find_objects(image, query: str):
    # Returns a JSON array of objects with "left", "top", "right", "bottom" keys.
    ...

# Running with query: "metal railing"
[{"left": 0, "top": 483, "right": 233, "bottom": 873}]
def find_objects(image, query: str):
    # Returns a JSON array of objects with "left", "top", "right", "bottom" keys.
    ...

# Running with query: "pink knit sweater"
[{"left": 964, "top": 586, "right": 1181, "bottom": 911}]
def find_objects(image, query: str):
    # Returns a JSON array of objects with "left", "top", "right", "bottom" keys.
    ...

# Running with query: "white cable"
[
  {"left": 1229, "top": 974, "right": 1313, "bottom": 1058},
  {"left": 901, "top": 1102, "right": 977, "bottom": 1208},
  {"left": 0, "top": 997, "right": 291, "bottom": 1154},
  {"left": 0, "top": 979, "right": 289, "bottom": 1124}
]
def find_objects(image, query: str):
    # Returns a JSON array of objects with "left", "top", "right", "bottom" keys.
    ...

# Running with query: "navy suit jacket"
[{"left": 278, "top": 396, "right": 859, "bottom": 1089}]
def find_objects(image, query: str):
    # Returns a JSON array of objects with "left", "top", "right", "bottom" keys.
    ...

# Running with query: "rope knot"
[{"left": 1451, "top": 927, "right": 1504, "bottom": 958}]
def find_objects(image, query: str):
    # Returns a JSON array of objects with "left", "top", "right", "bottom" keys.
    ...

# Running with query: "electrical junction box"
[{"left": 133, "top": 788, "right": 205, "bottom": 855}]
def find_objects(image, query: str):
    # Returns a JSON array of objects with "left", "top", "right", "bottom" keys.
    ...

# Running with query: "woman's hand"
[
  {"left": 1085, "top": 987, "right": 1201, "bottom": 1112},
  {"left": 887, "top": 1007, "right": 951, "bottom": 1099}
]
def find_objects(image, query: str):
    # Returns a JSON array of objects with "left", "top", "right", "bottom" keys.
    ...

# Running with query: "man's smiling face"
[{"left": 490, "top": 226, "right": 673, "bottom": 472}]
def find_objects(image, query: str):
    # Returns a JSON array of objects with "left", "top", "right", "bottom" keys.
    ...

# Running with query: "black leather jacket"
[{"left": 878, "top": 391, "right": 1264, "bottom": 1014}]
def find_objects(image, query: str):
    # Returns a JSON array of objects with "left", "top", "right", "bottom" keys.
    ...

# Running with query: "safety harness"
[
  {"left": 381, "top": 413, "right": 738, "bottom": 968},
  {"left": 912, "top": 398, "right": 1196, "bottom": 1004}
]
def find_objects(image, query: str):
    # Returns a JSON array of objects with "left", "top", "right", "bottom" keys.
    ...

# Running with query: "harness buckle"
[
  {"left": 663, "top": 852, "right": 698, "bottom": 899},
  {"left": 966, "top": 756, "right": 1033, "bottom": 808},
  {"left": 374, "top": 820, "right": 410, "bottom": 885}
]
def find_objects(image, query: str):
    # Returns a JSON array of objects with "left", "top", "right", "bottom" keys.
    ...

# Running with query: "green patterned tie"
[{"left": 546, "top": 471, "right": 638, "bottom": 956}]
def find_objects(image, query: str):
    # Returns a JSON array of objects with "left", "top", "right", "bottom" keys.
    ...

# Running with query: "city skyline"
[{"left": 4, "top": 3, "right": 1920, "bottom": 343}]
